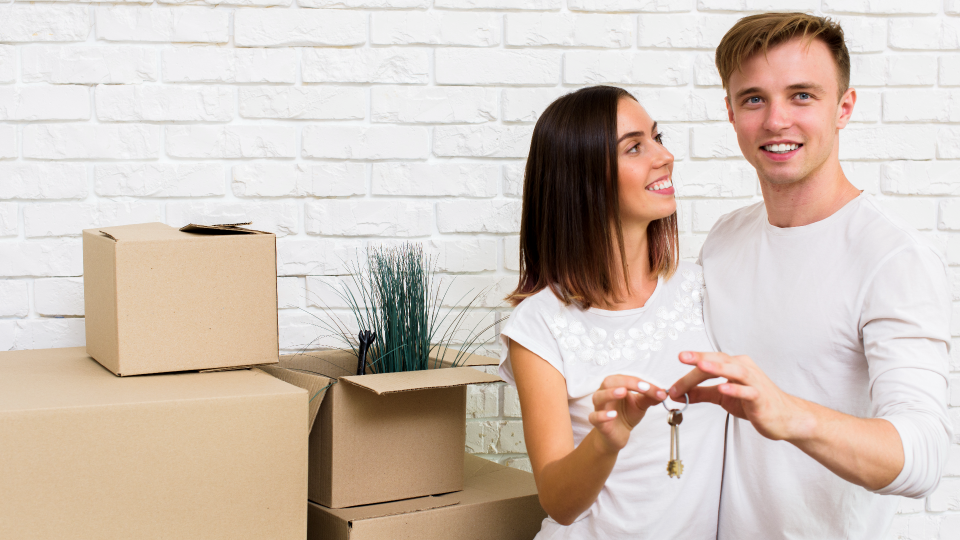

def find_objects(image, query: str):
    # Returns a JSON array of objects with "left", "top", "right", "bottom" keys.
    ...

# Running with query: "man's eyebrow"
[
  {"left": 617, "top": 122, "right": 657, "bottom": 144},
  {"left": 735, "top": 83, "right": 826, "bottom": 100},
  {"left": 786, "top": 82, "right": 826, "bottom": 93},
  {"left": 734, "top": 87, "right": 762, "bottom": 100}
]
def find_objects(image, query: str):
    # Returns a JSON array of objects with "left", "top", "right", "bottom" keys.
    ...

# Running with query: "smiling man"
[{"left": 668, "top": 13, "right": 953, "bottom": 539}]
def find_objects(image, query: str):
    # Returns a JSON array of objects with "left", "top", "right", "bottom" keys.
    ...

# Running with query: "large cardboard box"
[
  {"left": 307, "top": 454, "right": 547, "bottom": 540},
  {"left": 259, "top": 348, "right": 503, "bottom": 508},
  {"left": 83, "top": 222, "right": 279, "bottom": 376},
  {"left": 0, "top": 347, "right": 307, "bottom": 540}
]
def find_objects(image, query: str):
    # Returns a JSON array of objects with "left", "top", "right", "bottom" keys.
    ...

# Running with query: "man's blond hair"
[{"left": 715, "top": 12, "right": 850, "bottom": 100}]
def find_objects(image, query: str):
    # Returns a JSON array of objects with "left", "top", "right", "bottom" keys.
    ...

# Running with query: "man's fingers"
[
  {"left": 678, "top": 351, "right": 730, "bottom": 366},
  {"left": 687, "top": 385, "right": 724, "bottom": 406},
  {"left": 695, "top": 360, "right": 749, "bottom": 385},
  {"left": 668, "top": 365, "right": 717, "bottom": 399},
  {"left": 718, "top": 383, "right": 760, "bottom": 401}
]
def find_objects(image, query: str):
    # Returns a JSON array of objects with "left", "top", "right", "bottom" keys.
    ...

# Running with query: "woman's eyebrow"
[
  {"left": 617, "top": 131, "right": 644, "bottom": 143},
  {"left": 616, "top": 122, "right": 657, "bottom": 144}
]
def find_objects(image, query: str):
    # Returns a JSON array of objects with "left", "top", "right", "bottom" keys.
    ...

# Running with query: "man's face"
[{"left": 725, "top": 37, "right": 855, "bottom": 186}]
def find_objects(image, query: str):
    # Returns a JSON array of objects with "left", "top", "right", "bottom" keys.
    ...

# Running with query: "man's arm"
[
  {"left": 668, "top": 353, "right": 937, "bottom": 491},
  {"left": 672, "top": 245, "right": 952, "bottom": 496}
]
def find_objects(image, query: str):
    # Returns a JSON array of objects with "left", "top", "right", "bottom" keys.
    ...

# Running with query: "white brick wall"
[{"left": 0, "top": 2, "right": 957, "bottom": 529}]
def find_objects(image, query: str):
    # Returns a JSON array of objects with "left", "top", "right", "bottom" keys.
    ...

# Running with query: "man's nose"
[{"left": 763, "top": 100, "right": 791, "bottom": 132}]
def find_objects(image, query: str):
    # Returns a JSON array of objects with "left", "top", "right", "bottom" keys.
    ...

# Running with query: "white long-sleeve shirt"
[{"left": 700, "top": 193, "right": 952, "bottom": 540}]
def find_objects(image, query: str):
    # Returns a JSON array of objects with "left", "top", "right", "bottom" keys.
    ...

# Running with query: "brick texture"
[{"left": 0, "top": 3, "right": 957, "bottom": 499}]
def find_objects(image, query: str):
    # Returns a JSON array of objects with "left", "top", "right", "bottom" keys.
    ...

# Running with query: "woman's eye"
[
  {"left": 654, "top": 133, "right": 664, "bottom": 146},
  {"left": 627, "top": 143, "right": 640, "bottom": 153}
]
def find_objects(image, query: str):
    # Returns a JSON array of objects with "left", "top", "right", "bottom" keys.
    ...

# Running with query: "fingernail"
[
  {"left": 680, "top": 352, "right": 691, "bottom": 360},
  {"left": 637, "top": 381, "right": 650, "bottom": 391},
  {"left": 615, "top": 387, "right": 626, "bottom": 396},
  {"left": 607, "top": 410, "right": 617, "bottom": 418},
  {"left": 657, "top": 390, "right": 667, "bottom": 400},
  {"left": 668, "top": 386, "right": 676, "bottom": 396}
]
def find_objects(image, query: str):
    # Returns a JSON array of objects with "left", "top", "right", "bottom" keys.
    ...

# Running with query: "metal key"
[
  {"left": 663, "top": 393, "right": 688, "bottom": 479},
  {"left": 667, "top": 409, "right": 684, "bottom": 478}
]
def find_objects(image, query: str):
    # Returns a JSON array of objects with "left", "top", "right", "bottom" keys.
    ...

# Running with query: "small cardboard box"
[
  {"left": 83, "top": 222, "right": 279, "bottom": 376},
  {"left": 258, "top": 348, "right": 503, "bottom": 509},
  {"left": 307, "top": 454, "right": 547, "bottom": 540},
  {"left": 0, "top": 347, "right": 307, "bottom": 540}
]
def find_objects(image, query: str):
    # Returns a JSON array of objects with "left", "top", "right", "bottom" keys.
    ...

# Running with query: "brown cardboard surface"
[
  {"left": 340, "top": 366, "right": 500, "bottom": 395},
  {"left": 307, "top": 454, "right": 546, "bottom": 540},
  {"left": 432, "top": 345, "right": 500, "bottom": 367},
  {"left": 0, "top": 347, "right": 308, "bottom": 540},
  {"left": 83, "top": 221, "right": 279, "bottom": 376},
  {"left": 260, "top": 349, "right": 503, "bottom": 508}
]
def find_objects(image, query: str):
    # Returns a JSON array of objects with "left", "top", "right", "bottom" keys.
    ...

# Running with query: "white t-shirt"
[
  {"left": 700, "top": 194, "right": 952, "bottom": 540},
  {"left": 499, "top": 261, "right": 727, "bottom": 540}
]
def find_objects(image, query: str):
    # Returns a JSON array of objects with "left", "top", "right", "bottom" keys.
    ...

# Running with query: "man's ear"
[
  {"left": 725, "top": 95, "right": 734, "bottom": 124},
  {"left": 836, "top": 87, "right": 856, "bottom": 129}
]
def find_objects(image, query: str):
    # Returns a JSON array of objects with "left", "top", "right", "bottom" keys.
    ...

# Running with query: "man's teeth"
[
  {"left": 646, "top": 179, "right": 673, "bottom": 191},
  {"left": 763, "top": 143, "right": 800, "bottom": 153}
]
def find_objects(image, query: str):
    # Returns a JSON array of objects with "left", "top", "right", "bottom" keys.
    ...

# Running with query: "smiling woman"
[{"left": 497, "top": 86, "right": 726, "bottom": 540}]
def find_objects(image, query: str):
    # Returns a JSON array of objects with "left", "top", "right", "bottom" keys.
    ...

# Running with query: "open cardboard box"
[
  {"left": 257, "top": 347, "right": 503, "bottom": 509},
  {"left": 0, "top": 347, "right": 307, "bottom": 540},
  {"left": 83, "top": 222, "right": 279, "bottom": 376},
  {"left": 307, "top": 454, "right": 546, "bottom": 540}
]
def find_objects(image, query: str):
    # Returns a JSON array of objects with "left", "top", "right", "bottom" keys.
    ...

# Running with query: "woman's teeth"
[
  {"left": 646, "top": 179, "right": 673, "bottom": 191},
  {"left": 763, "top": 143, "right": 800, "bottom": 153}
]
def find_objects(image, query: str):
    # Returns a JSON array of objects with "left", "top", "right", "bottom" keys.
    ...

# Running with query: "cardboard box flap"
[
  {"left": 254, "top": 365, "right": 334, "bottom": 430},
  {"left": 279, "top": 350, "right": 357, "bottom": 379},
  {"left": 180, "top": 222, "right": 269, "bottom": 235},
  {"left": 325, "top": 495, "right": 460, "bottom": 523},
  {"left": 94, "top": 222, "right": 184, "bottom": 242},
  {"left": 430, "top": 346, "right": 499, "bottom": 367},
  {"left": 340, "top": 366, "right": 501, "bottom": 395},
  {"left": 457, "top": 454, "right": 540, "bottom": 503}
]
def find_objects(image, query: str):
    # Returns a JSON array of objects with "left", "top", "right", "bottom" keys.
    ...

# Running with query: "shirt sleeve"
[
  {"left": 860, "top": 244, "right": 953, "bottom": 498},
  {"left": 498, "top": 293, "right": 565, "bottom": 388}
]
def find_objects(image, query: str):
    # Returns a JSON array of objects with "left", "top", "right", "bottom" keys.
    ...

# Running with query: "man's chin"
[{"left": 756, "top": 167, "right": 808, "bottom": 187}]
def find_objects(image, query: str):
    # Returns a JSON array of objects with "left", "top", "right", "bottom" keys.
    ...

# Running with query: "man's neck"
[{"left": 760, "top": 163, "right": 861, "bottom": 228}]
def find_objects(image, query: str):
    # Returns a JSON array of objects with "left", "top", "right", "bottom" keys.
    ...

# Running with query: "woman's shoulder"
[{"left": 659, "top": 261, "right": 705, "bottom": 295}]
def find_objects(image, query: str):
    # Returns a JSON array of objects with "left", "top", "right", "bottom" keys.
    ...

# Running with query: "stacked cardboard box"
[
  {"left": 263, "top": 348, "right": 548, "bottom": 539},
  {"left": 2, "top": 220, "right": 547, "bottom": 539},
  {"left": 0, "top": 347, "right": 306, "bottom": 540}
]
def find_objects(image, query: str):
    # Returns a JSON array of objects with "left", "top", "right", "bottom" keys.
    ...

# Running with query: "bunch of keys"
[{"left": 663, "top": 394, "right": 688, "bottom": 478}]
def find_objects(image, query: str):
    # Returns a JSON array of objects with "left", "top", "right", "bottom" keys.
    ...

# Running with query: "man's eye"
[
  {"left": 747, "top": 96, "right": 762, "bottom": 104},
  {"left": 796, "top": 92, "right": 811, "bottom": 100}
]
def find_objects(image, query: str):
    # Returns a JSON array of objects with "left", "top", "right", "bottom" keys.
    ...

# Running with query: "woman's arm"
[{"left": 511, "top": 339, "right": 666, "bottom": 525}]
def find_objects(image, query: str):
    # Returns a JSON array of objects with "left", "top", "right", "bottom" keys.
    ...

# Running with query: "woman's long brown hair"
[{"left": 506, "top": 86, "right": 678, "bottom": 309}]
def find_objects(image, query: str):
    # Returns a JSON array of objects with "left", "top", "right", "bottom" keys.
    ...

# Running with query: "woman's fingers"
[
  {"left": 588, "top": 409, "right": 620, "bottom": 426},
  {"left": 598, "top": 374, "right": 668, "bottom": 403},
  {"left": 592, "top": 386, "right": 629, "bottom": 409}
]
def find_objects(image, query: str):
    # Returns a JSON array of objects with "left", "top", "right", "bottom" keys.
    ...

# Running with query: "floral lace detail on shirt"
[{"left": 548, "top": 269, "right": 706, "bottom": 367}]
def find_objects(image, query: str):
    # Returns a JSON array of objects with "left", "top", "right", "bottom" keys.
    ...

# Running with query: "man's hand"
[{"left": 669, "top": 351, "right": 814, "bottom": 443}]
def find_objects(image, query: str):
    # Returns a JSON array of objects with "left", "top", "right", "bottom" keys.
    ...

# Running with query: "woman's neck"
[{"left": 596, "top": 221, "right": 658, "bottom": 311}]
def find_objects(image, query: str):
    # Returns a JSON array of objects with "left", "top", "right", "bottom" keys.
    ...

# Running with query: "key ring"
[{"left": 662, "top": 393, "right": 689, "bottom": 413}]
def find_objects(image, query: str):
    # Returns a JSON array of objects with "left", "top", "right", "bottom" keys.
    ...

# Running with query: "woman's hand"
[{"left": 589, "top": 375, "right": 668, "bottom": 454}]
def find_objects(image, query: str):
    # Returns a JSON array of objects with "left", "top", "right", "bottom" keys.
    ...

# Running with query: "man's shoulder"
[
  {"left": 852, "top": 196, "right": 947, "bottom": 268},
  {"left": 712, "top": 200, "right": 766, "bottom": 233},
  {"left": 699, "top": 200, "right": 765, "bottom": 254}
]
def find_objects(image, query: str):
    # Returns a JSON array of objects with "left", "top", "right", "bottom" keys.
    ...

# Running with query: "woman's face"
[{"left": 615, "top": 98, "right": 676, "bottom": 226}]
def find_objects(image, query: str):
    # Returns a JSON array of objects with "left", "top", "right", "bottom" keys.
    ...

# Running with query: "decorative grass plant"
[{"left": 307, "top": 243, "right": 502, "bottom": 375}]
